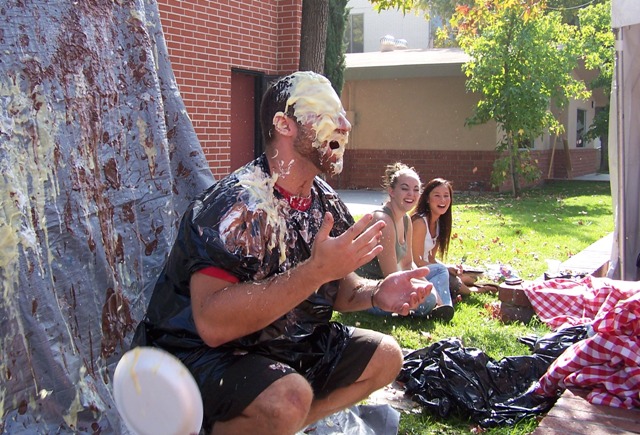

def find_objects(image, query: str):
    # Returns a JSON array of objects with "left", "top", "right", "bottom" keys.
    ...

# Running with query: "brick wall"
[
  {"left": 330, "top": 148, "right": 599, "bottom": 191},
  {"left": 331, "top": 149, "right": 500, "bottom": 191},
  {"left": 156, "top": 0, "right": 301, "bottom": 179},
  {"left": 551, "top": 148, "right": 599, "bottom": 179}
]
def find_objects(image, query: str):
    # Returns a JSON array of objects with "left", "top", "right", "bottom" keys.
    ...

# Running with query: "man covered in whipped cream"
[{"left": 132, "top": 71, "right": 432, "bottom": 434}]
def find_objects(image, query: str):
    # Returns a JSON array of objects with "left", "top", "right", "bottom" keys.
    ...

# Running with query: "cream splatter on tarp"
[{"left": 0, "top": 1, "right": 214, "bottom": 433}]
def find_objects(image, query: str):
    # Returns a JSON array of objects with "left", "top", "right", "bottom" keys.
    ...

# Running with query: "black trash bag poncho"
[
  {"left": 397, "top": 325, "right": 590, "bottom": 427},
  {"left": 133, "top": 155, "right": 361, "bottom": 398}
]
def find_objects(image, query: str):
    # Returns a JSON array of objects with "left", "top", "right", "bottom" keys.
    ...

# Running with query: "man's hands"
[
  {"left": 308, "top": 213, "right": 432, "bottom": 316},
  {"left": 374, "top": 267, "right": 433, "bottom": 316},
  {"left": 307, "top": 212, "right": 385, "bottom": 283}
]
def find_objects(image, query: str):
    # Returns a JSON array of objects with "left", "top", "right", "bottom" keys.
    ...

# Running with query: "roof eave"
[{"left": 345, "top": 62, "right": 466, "bottom": 80}]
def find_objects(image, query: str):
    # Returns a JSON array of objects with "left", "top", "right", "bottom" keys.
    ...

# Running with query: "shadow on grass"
[
  {"left": 335, "top": 311, "right": 438, "bottom": 336},
  {"left": 335, "top": 293, "right": 550, "bottom": 434},
  {"left": 336, "top": 293, "right": 549, "bottom": 359}
]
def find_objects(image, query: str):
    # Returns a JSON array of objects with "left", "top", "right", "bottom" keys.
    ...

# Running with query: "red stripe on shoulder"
[{"left": 197, "top": 266, "right": 240, "bottom": 283}]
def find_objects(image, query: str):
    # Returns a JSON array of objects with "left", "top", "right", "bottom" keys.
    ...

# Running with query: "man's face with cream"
[{"left": 277, "top": 72, "right": 351, "bottom": 175}]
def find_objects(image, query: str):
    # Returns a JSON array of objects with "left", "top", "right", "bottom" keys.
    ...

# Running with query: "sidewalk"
[
  {"left": 336, "top": 189, "right": 386, "bottom": 215},
  {"left": 533, "top": 387, "right": 640, "bottom": 434},
  {"left": 569, "top": 173, "right": 610, "bottom": 182}
]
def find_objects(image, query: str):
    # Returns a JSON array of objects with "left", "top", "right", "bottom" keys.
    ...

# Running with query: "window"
[
  {"left": 344, "top": 13, "right": 364, "bottom": 53},
  {"left": 520, "top": 137, "right": 533, "bottom": 149},
  {"left": 576, "top": 109, "right": 586, "bottom": 148}
]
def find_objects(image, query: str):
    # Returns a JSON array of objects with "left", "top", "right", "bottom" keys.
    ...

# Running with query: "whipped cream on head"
[{"left": 278, "top": 72, "right": 350, "bottom": 174}]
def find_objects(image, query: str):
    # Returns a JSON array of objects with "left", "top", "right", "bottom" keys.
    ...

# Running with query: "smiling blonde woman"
[{"left": 356, "top": 163, "right": 452, "bottom": 320}]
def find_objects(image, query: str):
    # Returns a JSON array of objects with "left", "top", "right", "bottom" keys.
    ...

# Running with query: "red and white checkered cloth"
[{"left": 523, "top": 276, "right": 640, "bottom": 409}]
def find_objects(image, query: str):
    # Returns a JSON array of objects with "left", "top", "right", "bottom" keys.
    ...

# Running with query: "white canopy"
[{"left": 609, "top": 0, "right": 640, "bottom": 280}]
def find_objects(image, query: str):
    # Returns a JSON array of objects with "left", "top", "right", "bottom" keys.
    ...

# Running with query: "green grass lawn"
[
  {"left": 336, "top": 180, "right": 614, "bottom": 434},
  {"left": 448, "top": 180, "right": 614, "bottom": 279}
]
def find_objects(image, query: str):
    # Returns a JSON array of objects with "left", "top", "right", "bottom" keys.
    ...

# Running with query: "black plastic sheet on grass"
[{"left": 397, "top": 325, "right": 590, "bottom": 427}]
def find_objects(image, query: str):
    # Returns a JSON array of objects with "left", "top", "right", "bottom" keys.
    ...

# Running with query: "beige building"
[{"left": 333, "top": 47, "right": 604, "bottom": 191}]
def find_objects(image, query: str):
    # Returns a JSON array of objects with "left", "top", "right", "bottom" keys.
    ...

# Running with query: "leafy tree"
[
  {"left": 324, "top": 0, "right": 349, "bottom": 95},
  {"left": 369, "top": 0, "right": 608, "bottom": 46},
  {"left": 369, "top": 1, "right": 608, "bottom": 22},
  {"left": 547, "top": 0, "right": 607, "bottom": 25},
  {"left": 368, "top": 0, "right": 468, "bottom": 16},
  {"left": 369, "top": 0, "right": 610, "bottom": 182},
  {"left": 368, "top": 0, "right": 472, "bottom": 46},
  {"left": 454, "top": 0, "right": 590, "bottom": 196},
  {"left": 578, "top": 0, "right": 613, "bottom": 172},
  {"left": 368, "top": 0, "right": 418, "bottom": 14}
]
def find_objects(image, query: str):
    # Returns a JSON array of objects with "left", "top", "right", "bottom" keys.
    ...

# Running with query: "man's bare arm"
[
  {"left": 191, "top": 213, "right": 384, "bottom": 347},
  {"left": 334, "top": 268, "right": 432, "bottom": 315}
]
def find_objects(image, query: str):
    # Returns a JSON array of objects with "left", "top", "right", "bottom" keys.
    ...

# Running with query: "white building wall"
[
  {"left": 347, "top": 0, "right": 431, "bottom": 52},
  {"left": 567, "top": 99, "right": 599, "bottom": 149}
]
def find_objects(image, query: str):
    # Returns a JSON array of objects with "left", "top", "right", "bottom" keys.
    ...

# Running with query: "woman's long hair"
[{"left": 411, "top": 178, "right": 453, "bottom": 260}]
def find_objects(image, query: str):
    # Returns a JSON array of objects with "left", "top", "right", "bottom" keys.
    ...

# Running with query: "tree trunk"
[
  {"left": 599, "top": 133, "right": 609, "bottom": 173},
  {"left": 300, "top": 0, "right": 329, "bottom": 73},
  {"left": 509, "top": 136, "right": 522, "bottom": 197}
]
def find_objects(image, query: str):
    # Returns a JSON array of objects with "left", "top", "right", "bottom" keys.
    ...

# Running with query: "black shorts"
[{"left": 192, "top": 327, "right": 382, "bottom": 431}]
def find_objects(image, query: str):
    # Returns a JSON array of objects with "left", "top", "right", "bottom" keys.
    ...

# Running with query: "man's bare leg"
[
  {"left": 211, "top": 334, "right": 402, "bottom": 435},
  {"left": 211, "top": 373, "right": 313, "bottom": 435},
  {"left": 303, "top": 334, "right": 403, "bottom": 426}
]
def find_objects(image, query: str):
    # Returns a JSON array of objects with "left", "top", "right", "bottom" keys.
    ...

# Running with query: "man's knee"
[
  {"left": 371, "top": 334, "right": 404, "bottom": 384},
  {"left": 382, "top": 334, "right": 404, "bottom": 371},
  {"left": 249, "top": 374, "right": 314, "bottom": 429}
]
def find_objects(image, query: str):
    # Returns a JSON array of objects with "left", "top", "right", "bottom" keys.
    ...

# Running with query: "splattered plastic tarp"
[
  {"left": 398, "top": 325, "right": 590, "bottom": 427},
  {"left": 299, "top": 404, "right": 400, "bottom": 435},
  {"left": 0, "top": 1, "right": 214, "bottom": 433}
]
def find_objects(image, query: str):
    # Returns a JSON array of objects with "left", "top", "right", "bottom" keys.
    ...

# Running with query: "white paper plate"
[{"left": 113, "top": 347, "right": 203, "bottom": 435}]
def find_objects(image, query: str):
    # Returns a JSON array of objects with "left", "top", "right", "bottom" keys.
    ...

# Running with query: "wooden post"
[
  {"left": 547, "top": 135, "right": 558, "bottom": 178},
  {"left": 563, "top": 138, "right": 573, "bottom": 179}
]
